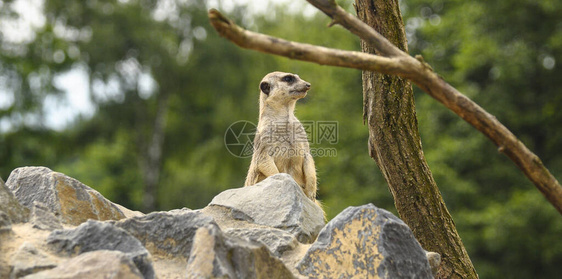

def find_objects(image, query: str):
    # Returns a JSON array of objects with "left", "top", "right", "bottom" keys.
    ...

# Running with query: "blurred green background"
[{"left": 1, "top": 0, "right": 561, "bottom": 277}]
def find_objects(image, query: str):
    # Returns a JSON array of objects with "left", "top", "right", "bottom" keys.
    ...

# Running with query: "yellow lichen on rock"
[
  {"left": 297, "top": 204, "right": 434, "bottom": 279},
  {"left": 300, "top": 208, "right": 383, "bottom": 278}
]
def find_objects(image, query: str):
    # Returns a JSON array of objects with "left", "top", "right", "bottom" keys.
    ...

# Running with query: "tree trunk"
[{"left": 354, "top": 0, "right": 478, "bottom": 278}]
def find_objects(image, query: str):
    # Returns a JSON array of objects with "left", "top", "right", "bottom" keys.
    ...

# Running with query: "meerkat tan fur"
[{"left": 244, "top": 72, "right": 318, "bottom": 201}]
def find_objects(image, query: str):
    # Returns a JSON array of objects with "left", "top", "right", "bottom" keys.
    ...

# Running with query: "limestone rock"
[
  {"left": 0, "top": 176, "right": 29, "bottom": 224},
  {"left": 6, "top": 167, "right": 126, "bottom": 226},
  {"left": 10, "top": 242, "right": 59, "bottom": 278},
  {"left": 22, "top": 250, "right": 143, "bottom": 279},
  {"left": 296, "top": 203, "right": 433, "bottom": 279},
  {"left": 47, "top": 220, "right": 155, "bottom": 279},
  {"left": 225, "top": 228, "right": 298, "bottom": 257},
  {"left": 208, "top": 173, "right": 324, "bottom": 243},
  {"left": 30, "top": 201, "right": 63, "bottom": 231},
  {"left": 114, "top": 203, "right": 145, "bottom": 218},
  {"left": 1, "top": 166, "right": 439, "bottom": 278},
  {"left": 186, "top": 224, "right": 295, "bottom": 279},
  {"left": 426, "top": 251, "right": 442, "bottom": 277},
  {"left": 0, "top": 260, "right": 9, "bottom": 279},
  {"left": 114, "top": 208, "right": 216, "bottom": 258},
  {"left": 0, "top": 211, "right": 11, "bottom": 233}
]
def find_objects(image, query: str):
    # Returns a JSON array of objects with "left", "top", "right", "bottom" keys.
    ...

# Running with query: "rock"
[
  {"left": 114, "top": 203, "right": 145, "bottom": 218},
  {"left": 1, "top": 166, "right": 439, "bottom": 278},
  {"left": 10, "top": 242, "right": 59, "bottom": 278},
  {"left": 30, "top": 201, "right": 63, "bottom": 231},
  {"left": 426, "top": 251, "right": 441, "bottom": 277},
  {"left": 6, "top": 167, "right": 126, "bottom": 225},
  {"left": 186, "top": 224, "right": 295, "bottom": 279},
  {"left": 225, "top": 228, "right": 298, "bottom": 257},
  {"left": 47, "top": 220, "right": 155, "bottom": 279},
  {"left": 22, "top": 250, "right": 143, "bottom": 279},
  {"left": 113, "top": 208, "right": 216, "bottom": 258},
  {"left": 296, "top": 203, "right": 433, "bottom": 279},
  {"left": 207, "top": 173, "right": 325, "bottom": 243},
  {"left": 0, "top": 259, "right": 9, "bottom": 279},
  {"left": 0, "top": 211, "right": 11, "bottom": 233},
  {"left": 0, "top": 176, "right": 29, "bottom": 224}
]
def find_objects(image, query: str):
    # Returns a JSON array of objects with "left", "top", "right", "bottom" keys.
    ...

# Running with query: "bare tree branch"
[
  {"left": 208, "top": 10, "right": 406, "bottom": 75},
  {"left": 208, "top": 3, "right": 562, "bottom": 216}
]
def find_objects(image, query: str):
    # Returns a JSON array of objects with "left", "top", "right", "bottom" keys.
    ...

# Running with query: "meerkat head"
[{"left": 258, "top": 72, "right": 311, "bottom": 113}]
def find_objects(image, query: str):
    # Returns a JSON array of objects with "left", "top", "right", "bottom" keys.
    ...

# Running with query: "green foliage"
[
  {"left": 56, "top": 129, "right": 144, "bottom": 209},
  {"left": 404, "top": 0, "right": 562, "bottom": 277},
  {"left": 1, "top": 0, "right": 561, "bottom": 277}
]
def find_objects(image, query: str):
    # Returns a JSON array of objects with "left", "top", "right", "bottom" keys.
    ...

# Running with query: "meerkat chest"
[{"left": 257, "top": 118, "right": 310, "bottom": 158}]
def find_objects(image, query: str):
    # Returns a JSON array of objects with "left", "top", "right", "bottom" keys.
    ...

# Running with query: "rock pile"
[{"left": 0, "top": 167, "right": 439, "bottom": 278}]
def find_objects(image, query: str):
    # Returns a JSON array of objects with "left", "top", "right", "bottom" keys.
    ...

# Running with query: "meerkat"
[{"left": 244, "top": 71, "right": 318, "bottom": 202}]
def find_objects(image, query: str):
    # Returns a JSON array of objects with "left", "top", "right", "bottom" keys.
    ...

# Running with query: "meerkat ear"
[{"left": 260, "top": 82, "right": 271, "bottom": 95}]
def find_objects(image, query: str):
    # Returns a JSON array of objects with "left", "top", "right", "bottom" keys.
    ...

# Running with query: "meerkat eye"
[{"left": 282, "top": 75, "right": 295, "bottom": 83}]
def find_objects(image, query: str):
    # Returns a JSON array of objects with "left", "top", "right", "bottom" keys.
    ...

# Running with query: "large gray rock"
[
  {"left": 10, "top": 242, "right": 59, "bottom": 278},
  {"left": 0, "top": 176, "right": 29, "bottom": 224},
  {"left": 30, "top": 201, "right": 63, "bottom": 231},
  {"left": 296, "top": 204, "right": 434, "bottom": 279},
  {"left": 47, "top": 220, "right": 155, "bottom": 279},
  {"left": 113, "top": 208, "right": 216, "bottom": 258},
  {"left": 186, "top": 224, "right": 295, "bottom": 279},
  {"left": 208, "top": 173, "right": 324, "bottom": 243},
  {"left": 225, "top": 228, "right": 298, "bottom": 257},
  {"left": 6, "top": 167, "right": 126, "bottom": 226},
  {"left": 22, "top": 250, "right": 143, "bottom": 279}
]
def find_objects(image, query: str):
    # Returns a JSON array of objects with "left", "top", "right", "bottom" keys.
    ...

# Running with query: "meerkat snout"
[{"left": 291, "top": 81, "right": 311, "bottom": 95}]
